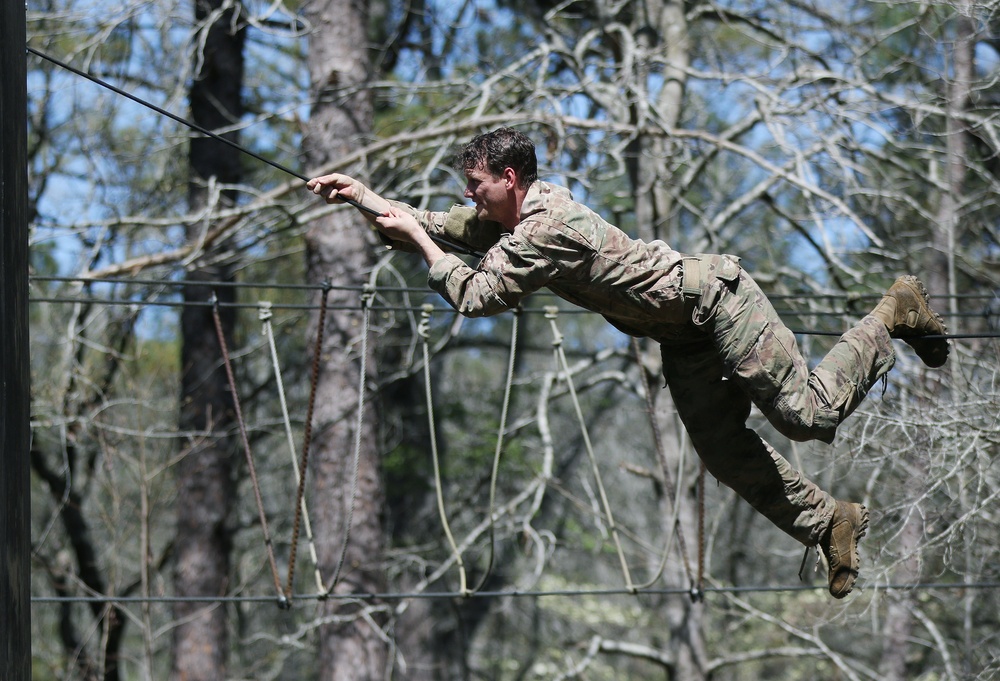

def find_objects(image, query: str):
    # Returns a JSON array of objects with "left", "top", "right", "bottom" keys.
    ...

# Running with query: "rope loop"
[
  {"left": 470, "top": 305, "right": 521, "bottom": 594},
  {"left": 321, "top": 284, "right": 374, "bottom": 594},
  {"left": 626, "top": 338, "right": 711, "bottom": 596},
  {"left": 418, "top": 302, "right": 470, "bottom": 596}
]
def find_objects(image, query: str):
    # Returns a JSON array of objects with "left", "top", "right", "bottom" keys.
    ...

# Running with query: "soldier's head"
[
  {"left": 455, "top": 127, "right": 538, "bottom": 189},
  {"left": 456, "top": 128, "right": 537, "bottom": 230}
]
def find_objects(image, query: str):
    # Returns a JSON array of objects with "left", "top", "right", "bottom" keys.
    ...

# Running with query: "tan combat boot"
[
  {"left": 870, "top": 275, "right": 949, "bottom": 368},
  {"left": 819, "top": 500, "right": 869, "bottom": 599}
]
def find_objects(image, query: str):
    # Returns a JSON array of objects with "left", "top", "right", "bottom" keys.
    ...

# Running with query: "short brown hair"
[{"left": 455, "top": 127, "right": 538, "bottom": 188}]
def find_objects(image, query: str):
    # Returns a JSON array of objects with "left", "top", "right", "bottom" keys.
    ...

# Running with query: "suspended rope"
[
  {"left": 544, "top": 306, "right": 636, "bottom": 592},
  {"left": 627, "top": 338, "right": 689, "bottom": 591},
  {"left": 419, "top": 304, "right": 471, "bottom": 595},
  {"left": 472, "top": 306, "right": 521, "bottom": 593},
  {"left": 695, "top": 462, "right": 706, "bottom": 602},
  {"left": 322, "top": 285, "right": 375, "bottom": 595},
  {"left": 27, "top": 46, "right": 486, "bottom": 258},
  {"left": 258, "top": 302, "right": 325, "bottom": 597},
  {"left": 210, "top": 295, "right": 287, "bottom": 608},
  {"left": 629, "top": 338, "right": 707, "bottom": 600},
  {"left": 285, "top": 282, "right": 330, "bottom": 599}
]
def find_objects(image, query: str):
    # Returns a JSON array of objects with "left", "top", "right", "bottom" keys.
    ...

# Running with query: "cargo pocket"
[{"left": 731, "top": 325, "right": 799, "bottom": 407}]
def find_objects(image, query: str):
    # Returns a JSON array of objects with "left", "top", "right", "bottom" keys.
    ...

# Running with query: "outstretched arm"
[
  {"left": 306, "top": 173, "right": 392, "bottom": 227},
  {"left": 307, "top": 172, "right": 498, "bottom": 259}
]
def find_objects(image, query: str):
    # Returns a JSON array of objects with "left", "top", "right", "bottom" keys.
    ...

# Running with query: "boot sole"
[
  {"left": 831, "top": 503, "right": 869, "bottom": 599},
  {"left": 893, "top": 276, "right": 950, "bottom": 368}
]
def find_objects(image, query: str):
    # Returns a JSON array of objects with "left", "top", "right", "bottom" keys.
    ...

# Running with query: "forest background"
[{"left": 25, "top": 0, "right": 1000, "bottom": 679}]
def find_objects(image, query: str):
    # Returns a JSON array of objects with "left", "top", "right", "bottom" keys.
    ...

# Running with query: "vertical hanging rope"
[
  {"left": 210, "top": 295, "right": 287, "bottom": 607},
  {"left": 472, "top": 306, "right": 521, "bottom": 593},
  {"left": 258, "top": 302, "right": 324, "bottom": 597},
  {"left": 694, "top": 461, "right": 706, "bottom": 602},
  {"left": 544, "top": 307, "right": 635, "bottom": 592},
  {"left": 322, "top": 285, "right": 374, "bottom": 594},
  {"left": 285, "top": 281, "right": 330, "bottom": 599},
  {"left": 629, "top": 339, "right": 705, "bottom": 600},
  {"left": 419, "top": 304, "right": 470, "bottom": 596},
  {"left": 627, "top": 338, "right": 689, "bottom": 590}
]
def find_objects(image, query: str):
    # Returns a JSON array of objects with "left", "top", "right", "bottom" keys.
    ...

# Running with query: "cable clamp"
[
  {"left": 544, "top": 306, "right": 563, "bottom": 347},
  {"left": 360, "top": 284, "right": 375, "bottom": 309},
  {"left": 258, "top": 300, "right": 273, "bottom": 322},
  {"left": 418, "top": 304, "right": 434, "bottom": 339}
]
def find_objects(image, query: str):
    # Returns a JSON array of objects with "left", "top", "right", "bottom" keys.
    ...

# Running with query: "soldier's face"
[{"left": 463, "top": 165, "right": 515, "bottom": 226}]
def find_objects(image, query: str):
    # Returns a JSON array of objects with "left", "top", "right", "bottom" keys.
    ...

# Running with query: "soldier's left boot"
[
  {"left": 819, "top": 500, "right": 869, "bottom": 599},
  {"left": 870, "top": 275, "right": 949, "bottom": 368}
]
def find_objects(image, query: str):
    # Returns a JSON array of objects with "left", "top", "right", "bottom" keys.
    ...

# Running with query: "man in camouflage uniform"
[{"left": 308, "top": 127, "right": 949, "bottom": 598}]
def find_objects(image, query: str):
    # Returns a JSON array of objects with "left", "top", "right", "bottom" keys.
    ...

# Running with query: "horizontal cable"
[
  {"left": 32, "top": 275, "right": 1000, "bottom": 302},
  {"left": 32, "top": 275, "right": 416, "bottom": 295},
  {"left": 31, "top": 580, "right": 1000, "bottom": 606},
  {"left": 26, "top": 296, "right": 999, "bottom": 338}
]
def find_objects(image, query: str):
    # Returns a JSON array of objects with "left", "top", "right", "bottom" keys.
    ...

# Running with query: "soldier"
[{"left": 307, "top": 127, "right": 949, "bottom": 598}]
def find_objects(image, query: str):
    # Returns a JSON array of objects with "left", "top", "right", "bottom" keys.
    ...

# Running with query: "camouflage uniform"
[{"left": 392, "top": 181, "right": 895, "bottom": 546}]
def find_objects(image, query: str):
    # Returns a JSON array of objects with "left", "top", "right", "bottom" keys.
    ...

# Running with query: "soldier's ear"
[{"left": 502, "top": 167, "right": 517, "bottom": 189}]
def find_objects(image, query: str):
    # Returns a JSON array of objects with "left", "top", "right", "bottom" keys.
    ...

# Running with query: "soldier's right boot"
[
  {"left": 870, "top": 275, "right": 950, "bottom": 368},
  {"left": 819, "top": 500, "right": 869, "bottom": 599}
]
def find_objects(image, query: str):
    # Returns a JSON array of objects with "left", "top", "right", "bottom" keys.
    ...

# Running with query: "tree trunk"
[
  {"left": 172, "top": 1, "right": 244, "bottom": 678},
  {"left": 303, "top": 0, "right": 388, "bottom": 677}
]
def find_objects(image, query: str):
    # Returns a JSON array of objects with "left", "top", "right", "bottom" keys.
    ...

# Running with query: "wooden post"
[{"left": 0, "top": 1, "right": 32, "bottom": 678}]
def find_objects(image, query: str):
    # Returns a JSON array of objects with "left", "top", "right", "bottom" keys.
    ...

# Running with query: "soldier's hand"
[{"left": 306, "top": 173, "right": 366, "bottom": 205}]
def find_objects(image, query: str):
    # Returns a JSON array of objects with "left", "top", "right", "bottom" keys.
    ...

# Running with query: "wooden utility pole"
[{"left": 1, "top": 1, "right": 32, "bottom": 678}]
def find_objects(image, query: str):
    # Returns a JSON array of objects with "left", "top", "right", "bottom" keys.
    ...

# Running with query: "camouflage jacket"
[{"left": 394, "top": 181, "right": 703, "bottom": 342}]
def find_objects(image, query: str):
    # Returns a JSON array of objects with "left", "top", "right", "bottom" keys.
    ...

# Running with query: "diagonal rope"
[
  {"left": 322, "top": 285, "right": 374, "bottom": 594},
  {"left": 418, "top": 304, "right": 470, "bottom": 595},
  {"left": 285, "top": 282, "right": 330, "bottom": 600},
  {"left": 258, "top": 302, "right": 324, "bottom": 596},
  {"left": 210, "top": 295, "right": 287, "bottom": 607},
  {"left": 26, "top": 47, "right": 486, "bottom": 258},
  {"left": 472, "top": 306, "right": 521, "bottom": 593},
  {"left": 544, "top": 307, "right": 635, "bottom": 592}
]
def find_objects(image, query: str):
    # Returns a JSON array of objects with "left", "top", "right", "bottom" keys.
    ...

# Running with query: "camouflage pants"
[{"left": 660, "top": 259, "right": 895, "bottom": 545}]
